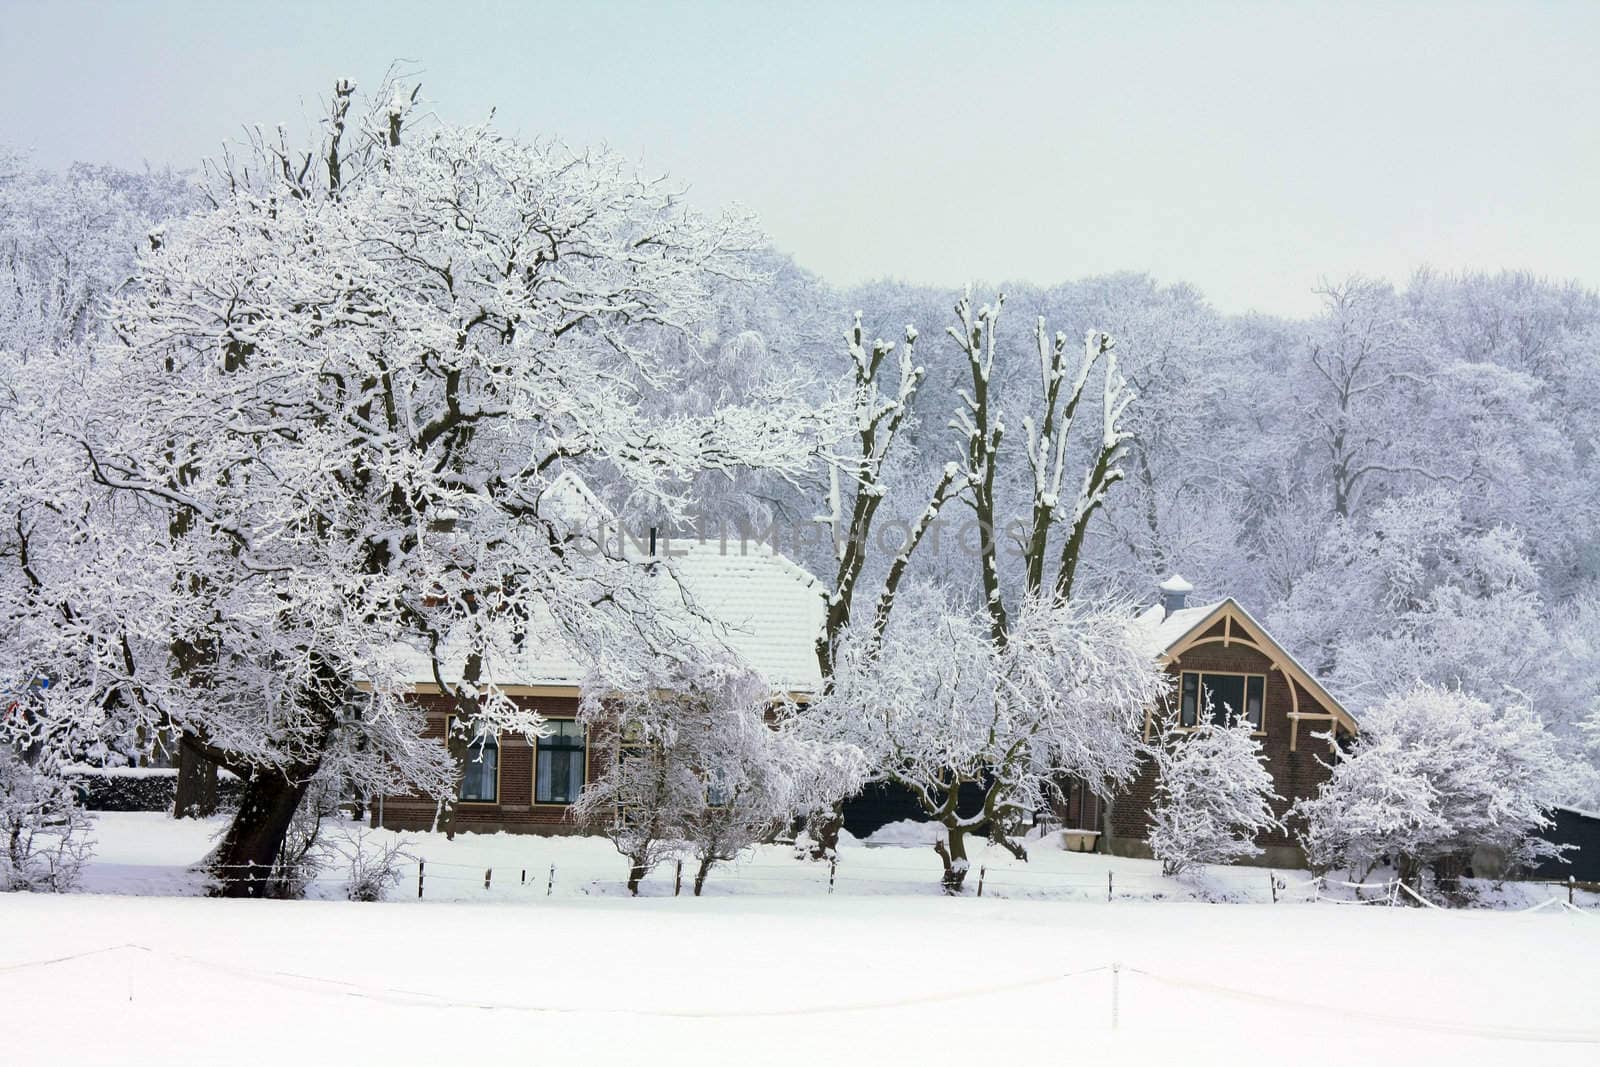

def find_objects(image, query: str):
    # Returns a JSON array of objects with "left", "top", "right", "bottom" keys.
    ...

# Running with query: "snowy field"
[{"left": 2, "top": 813, "right": 1598, "bottom": 1066}]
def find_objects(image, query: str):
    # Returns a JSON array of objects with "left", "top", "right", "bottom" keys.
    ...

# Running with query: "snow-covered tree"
[
  {"left": 1146, "top": 713, "right": 1282, "bottom": 876},
  {"left": 573, "top": 656, "right": 863, "bottom": 895},
  {"left": 1573, "top": 702, "right": 1600, "bottom": 810},
  {"left": 0, "top": 747, "right": 93, "bottom": 892},
  {"left": 796, "top": 288, "right": 1161, "bottom": 889},
  {"left": 1270, "top": 490, "right": 1590, "bottom": 729},
  {"left": 0, "top": 146, "right": 194, "bottom": 355},
  {"left": 813, "top": 584, "right": 1168, "bottom": 891},
  {"left": 1295, "top": 683, "right": 1570, "bottom": 888},
  {"left": 1290, "top": 277, "right": 1437, "bottom": 520},
  {"left": 814, "top": 313, "right": 938, "bottom": 678},
  {"left": 16, "top": 79, "right": 830, "bottom": 896}
]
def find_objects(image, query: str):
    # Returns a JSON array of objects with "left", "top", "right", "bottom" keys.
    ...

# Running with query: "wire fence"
[
  {"left": 4, "top": 941, "right": 1598, "bottom": 1043},
  {"left": 389, "top": 850, "right": 1592, "bottom": 911}
]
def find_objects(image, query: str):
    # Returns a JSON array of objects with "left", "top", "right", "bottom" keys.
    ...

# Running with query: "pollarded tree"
[
  {"left": 1147, "top": 713, "right": 1282, "bottom": 876},
  {"left": 39, "top": 79, "right": 830, "bottom": 896},
  {"left": 1295, "top": 683, "right": 1569, "bottom": 890},
  {"left": 804, "top": 290, "right": 1158, "bottom": 890},
  {"left": 817, "top": 583, "right": 1168, "bottom": 891}
]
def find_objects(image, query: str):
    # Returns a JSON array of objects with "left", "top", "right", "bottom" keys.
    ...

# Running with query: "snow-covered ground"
[
  {"left": 70, "top": 811, "right": 1600, "bottom": 908},
  {"left": 3, "top": 812, "right": 1598, "bottom": 1065}
]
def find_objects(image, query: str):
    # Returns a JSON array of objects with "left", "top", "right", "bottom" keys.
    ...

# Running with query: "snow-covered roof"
[
  {"left": 1132, "top": 595, "right": 1357, "bottom": 732},
  {"left": 1132, "top": 599, "right": 1225, "bottom": 656},
  {"left": 389, "top": 537, "right": 826, "bottom": 695},
  {"left": 655, "top": 537, "right": 828, "bottom": 694}
]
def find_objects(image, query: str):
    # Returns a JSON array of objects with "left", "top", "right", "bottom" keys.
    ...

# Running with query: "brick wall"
[{"left": 376, "top": 691, "right": 604, "bottom": 835}]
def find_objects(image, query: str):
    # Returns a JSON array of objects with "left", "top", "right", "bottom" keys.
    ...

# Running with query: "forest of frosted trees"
[
  {"left": 2, "top": 80, "right": 1598, "bottom": 893},
  {"left": 5, "top": 140, "right": 1600, "bottom": 752}
]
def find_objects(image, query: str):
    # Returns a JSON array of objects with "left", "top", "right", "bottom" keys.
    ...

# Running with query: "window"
[
  {"left": 536, "top": 719, "right": 587, "bottom": 805},
  {"left": 449, "top": 718, "right": 499, "bottom": 803},
  {"left": 1179, "top": 671, "right": 1264, "bottom": 730},
  {"left": 705, "top": 770, "right": 732, "bottom": 808}
]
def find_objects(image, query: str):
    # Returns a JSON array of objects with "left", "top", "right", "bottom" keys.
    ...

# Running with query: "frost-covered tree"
[
  {"left": 800, "top": 289, "right": 1161, "bottom": 889},
  {"left": 1146, "top": 713, "right": 1281, "bottom": 876},
  {"left": 573, "top": 657, "right": 862, "bottom": 895},
  {"left": 1269, "top": 490, "right": 1592, "bottom": 729},
  {"left": 1291, "top": 277, "right": 1437, "bottom": 520},
  {"left": 17, "top": 79, "right": 829, "bottom": 896},
  {"left": 0, "top": 747, "right": 93, "bottom": 892},
  {"left": 1573, "top": 702, "right": 1600, "bottom": 810},
  {"left": 815, "top": 584, "right": 1168, "bottom": 891},
  {"left": 575, "top": 721, "right": 679, "bottom": 897},
  {"left": 1295, "top": 683, "right": 1569, "bottom": 888},
  {"left": 0, "top": 146, "right": 194, "bottom": 354}
]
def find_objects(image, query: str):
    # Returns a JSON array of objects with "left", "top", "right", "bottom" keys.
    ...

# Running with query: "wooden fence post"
[
  {"left": 1570, "top": 876, "right": 1576, "bottom": 906},
  {"left": 521, "top": 868, "right": 527, "bottom": 886},
  {"left": 484, "top": 868, "right": 492, "bottom": 891},
  {"left": 1107, "top": 870, "right": 1113, "bottom": 902},
  {"left": 1270, "top": 874, "right": 1278, "bottom": 903},
  {"left": 417, "top": 859, "right": 425, "bottom": 899},
  {"left": 547, "top": 863, "right": 556, "bottom": 896},
  {"left": 674, "top": 860, "right": 683, "bottom": 897},
  {"left": 828, "top": 857, "right": 837, "bottom": 895}
]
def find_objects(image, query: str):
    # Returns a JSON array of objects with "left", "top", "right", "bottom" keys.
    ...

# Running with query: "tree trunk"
[
  {"left": 1396, "top": 853, "right": 1424, "bottom": 902},
  {"left": 806, "top": 804, "right": 844, "bottom": 860},
  {"left": 1431, "top": 853, "right": 1468, "bottom": 899},
  {"left": 1099, "top": 795, "right": 1116, "bottom": 855},
  {"left": 934, "top": 827, "right": 970, "bottom": 894},
  {"left": 211, "top": 768, "right": 311, "bottom": 898},
  {"left": 173, "top": 736, "right": 219, "bottom": 819},
  {"left": 694, "top": 857, "right": 713, "bottom": 896},
  {"left": 627, "top": 858, "right": 648, "bottom": 896}
]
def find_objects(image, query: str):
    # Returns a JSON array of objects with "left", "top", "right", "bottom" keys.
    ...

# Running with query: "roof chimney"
[{"left": 1158, "top": 574, "right": 1193, "bottom": 619}]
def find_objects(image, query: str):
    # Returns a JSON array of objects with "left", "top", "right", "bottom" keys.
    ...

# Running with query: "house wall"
[
  {"left": 1104, "top": 629, "right": 1343, "bottom": 868},
  {"left": 374, "top": 692, "right": 601, "bottom": 835}
]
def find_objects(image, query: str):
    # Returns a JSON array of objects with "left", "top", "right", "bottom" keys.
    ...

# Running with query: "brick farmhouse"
[
  {"left": 374, "top": 533, "right": 827, "bottom": 835},
  {"left": 1060, "top": 575, "right": 1358, "bottom": 867},
  {"left": 381, "top": 547, "right": 1356, "bottom": 867}
]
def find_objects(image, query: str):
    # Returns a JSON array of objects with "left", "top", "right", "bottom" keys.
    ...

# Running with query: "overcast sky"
[{"left": 4, "top": 0, "right": 1596, "bottom": 316}]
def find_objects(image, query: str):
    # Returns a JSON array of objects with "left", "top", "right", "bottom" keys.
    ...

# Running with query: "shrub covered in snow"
[
  {"left": 320, "top": 825, "right": 417, "bottom": 902},
  {"left": 1147, "top": 714, "right": 1282, "bottom": 876},
  {"left": 1295, "top": 683, "right": 1570, "bottom": 885},
  {"left": 0, "top": 750, "right": 93, "bottom": 892}
]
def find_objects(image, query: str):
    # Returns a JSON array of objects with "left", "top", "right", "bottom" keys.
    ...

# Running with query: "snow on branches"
[
  {"left": 1294, "top": 682, "right": 1570, "bottom": 885},
  {"left": 1147, "top": 714, "right": 1282, "bottom": 876},
  {"left": 573, "top": 655, "right": 864, "bottom": 894},
  {"left": 16, "top": 81, "right": 831, "bottom": 895},
  {"left": 810, "top": 584, "right": 1168, "bottom": 891}
]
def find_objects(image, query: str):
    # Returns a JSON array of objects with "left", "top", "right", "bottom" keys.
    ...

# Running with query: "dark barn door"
[{"left": 841, "top": 781, "right": 990, "bottom": 839}]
